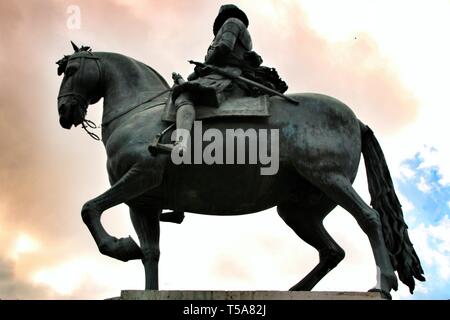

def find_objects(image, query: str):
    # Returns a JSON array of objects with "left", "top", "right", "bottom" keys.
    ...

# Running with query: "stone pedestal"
[{"left": 115, "top": 290, "right": 385, "bottom": 300}]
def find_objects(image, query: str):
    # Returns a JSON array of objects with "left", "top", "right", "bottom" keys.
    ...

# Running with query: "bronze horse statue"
[{"left": 56, "top": 44, "right": 424, "bottom": 298}]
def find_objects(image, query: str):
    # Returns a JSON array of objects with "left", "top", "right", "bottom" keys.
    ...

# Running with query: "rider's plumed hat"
[{"left": 213, "top": 4, "right": 249, "bottom": 36}]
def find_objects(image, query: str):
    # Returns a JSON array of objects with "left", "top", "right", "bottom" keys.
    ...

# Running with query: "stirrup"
[
  {"left": 148, "top": 141, "right": 174, "bottom": 156},
  {"left": 148, "top": 123, "right": 175, "bottom": 156},
  {"left": 148, "top": 141, "right": 187, "bottom": 157}
]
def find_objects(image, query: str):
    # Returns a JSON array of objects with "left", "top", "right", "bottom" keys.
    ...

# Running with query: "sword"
[{"left": 188, "top": 60, "right": 299, "bottom": 105}]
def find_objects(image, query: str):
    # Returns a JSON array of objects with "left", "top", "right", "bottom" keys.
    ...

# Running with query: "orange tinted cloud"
[{"left": 248, "top": 1, "right": 417, "bottom": 132}]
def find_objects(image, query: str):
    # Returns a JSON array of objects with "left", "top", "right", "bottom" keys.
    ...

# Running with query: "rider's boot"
[{"left": 148, "top": 98, "right": 195, "bottom": 156}]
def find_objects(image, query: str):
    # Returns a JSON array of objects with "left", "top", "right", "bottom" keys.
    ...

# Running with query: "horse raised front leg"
[
  {"left": 129, "top": 204, "right": 161, "bottom": 290},
  {"left": 81, "top": 164, "right": 160, "bottom": 262}
]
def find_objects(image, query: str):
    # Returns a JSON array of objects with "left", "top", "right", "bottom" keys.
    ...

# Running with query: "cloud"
[
  {"left": 247, "top": 1, "right": 418, "bottom": 133},
  {"left": 417, "top": 146, "right": 450, "bottom": 186},
  {"left": 399, "top": 165, "right": 416, "bottom": 180},
  {"left": 409, "top": 217, "right": 450, "bottom": 282},
  {"left": 417, "top": 176, "right": 432, "bottom": 193},
  {"left": 31, "top": 256, "right": 142, "bottom": 299},
  {"left": 0, "top": 258, "right": 55, "bottom": 299},
  {"left": 397, "top": 192, "right": 414, "bottom": 213},
  {"left": 211, "top": 256, "right": 252, "bottom": 285}
]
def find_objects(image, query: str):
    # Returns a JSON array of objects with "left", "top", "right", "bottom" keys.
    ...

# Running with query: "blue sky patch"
[{"left": 394, "top": 149, "right": 450, "bottom": 299}]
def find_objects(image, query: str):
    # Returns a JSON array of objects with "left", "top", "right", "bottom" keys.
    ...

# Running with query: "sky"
[{"left": 0, "top": 0, "right": 449, "bottom": 299}]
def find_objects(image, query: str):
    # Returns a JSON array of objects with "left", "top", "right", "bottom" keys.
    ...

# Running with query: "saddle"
[
  {"left": 149, "top": 93, "right": 270, "bottom": 155},
  {"left": 161, "top": 93, "right": 271, "bottom": 122}
]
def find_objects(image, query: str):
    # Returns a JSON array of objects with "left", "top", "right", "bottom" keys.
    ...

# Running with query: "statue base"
[{"left": 113, "top": 290, "right": 385, "bottom": 300}]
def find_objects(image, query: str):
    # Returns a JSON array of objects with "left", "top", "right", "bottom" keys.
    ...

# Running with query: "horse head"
[{"left": 56, "top": 41, "right": 103, "bottom": 129}]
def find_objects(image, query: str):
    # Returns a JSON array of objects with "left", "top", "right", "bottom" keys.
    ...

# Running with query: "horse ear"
[{"left": 71, "top": 41, "right": 79, "bottom": 52}]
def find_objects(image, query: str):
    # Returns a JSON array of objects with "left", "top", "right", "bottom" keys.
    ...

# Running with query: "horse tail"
[{"left": 359, "top": 121, "right": 425, "bottom": 293}]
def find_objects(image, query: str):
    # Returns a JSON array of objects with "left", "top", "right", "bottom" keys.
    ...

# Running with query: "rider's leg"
[
  {"left": 148, "top": 93, "right": 194, "bottom": 155},
  {"left": 174, "top": 92, "right": 195, "bottom": 153}
]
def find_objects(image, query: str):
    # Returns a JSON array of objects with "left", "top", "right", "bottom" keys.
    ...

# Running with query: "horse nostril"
[
  {"left": 59, "top": 115, "right": 73, "bottom": 129},
  {"left": 59, "top": 104, "right": 73, "bottom": 129}
]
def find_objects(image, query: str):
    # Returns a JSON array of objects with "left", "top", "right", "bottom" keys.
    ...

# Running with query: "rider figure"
[
  {"left": 158, "top": 4, "right": 287, "bottom": 154},
  {"left": 168, "top": 4, "right": 259, "bottom": 153}
]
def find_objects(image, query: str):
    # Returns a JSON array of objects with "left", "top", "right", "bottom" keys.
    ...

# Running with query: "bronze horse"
[{"left": 56, "top": 44, "right": 424, "bottom": 298}]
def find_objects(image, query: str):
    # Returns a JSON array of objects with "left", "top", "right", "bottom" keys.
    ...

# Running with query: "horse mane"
[
  {"left": 143, "top": 64, "right": 170, "bottom": 89},
  {"left": 99, "top": 52, "right": 171, "bottom": 90}
]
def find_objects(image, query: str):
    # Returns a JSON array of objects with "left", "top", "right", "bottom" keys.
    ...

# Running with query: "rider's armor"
[{"left": 172, "top": 5, "right": 254, "bottom": 108}]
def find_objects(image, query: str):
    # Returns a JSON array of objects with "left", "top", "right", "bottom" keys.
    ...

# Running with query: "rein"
[
  {"left": 101, "top": 88, "right": 172, "bottom": 128},
  {"left": 81, "top": 88, "right": 171, "bottom": 142},
  {"left": 81, "top": 119, "right": 101, "bottom": 141}
]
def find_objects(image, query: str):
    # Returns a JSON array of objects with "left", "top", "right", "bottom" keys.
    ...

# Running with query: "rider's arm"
[{"left": 205, "top": 17, "right": 245, "bottom": 65}]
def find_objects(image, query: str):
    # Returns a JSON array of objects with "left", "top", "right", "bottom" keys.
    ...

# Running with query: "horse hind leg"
[
  {"left": 277, "top": 200, "right": 345, "bottom": 291},
  {"left": 308, "top": 173, "right": 398, "bottom": 298}
]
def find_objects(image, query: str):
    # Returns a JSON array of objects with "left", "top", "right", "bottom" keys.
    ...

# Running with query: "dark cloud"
[{"left": 0, "top": 258, "right": 53, "bottom": 299}]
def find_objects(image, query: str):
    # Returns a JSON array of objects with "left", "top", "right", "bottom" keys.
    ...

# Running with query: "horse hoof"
[
  {"left": 148, "top": 143, "right": 173, "bottom": 156},
  {"left": 368, "top": 288, "right": 392, "bottom": 300},
  {"left": 99, "top": 236, "right": 142, "bottom": 262},
  {"left": 115, "top": 236, "right": 143, "bottom": 261},
  {"left": 288, "top": 282, "right": 310, "bottom": 291}
]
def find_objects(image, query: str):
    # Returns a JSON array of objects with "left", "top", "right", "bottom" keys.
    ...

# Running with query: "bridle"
[
  {"left": 58, "top": 51, "right": 171, "bottom": 142},
  {"left": 57, "top": 52, "right": 103, "bottom": 107},
  {"left": 58, "top": 51, "right": 104, "bottom": 140}
]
